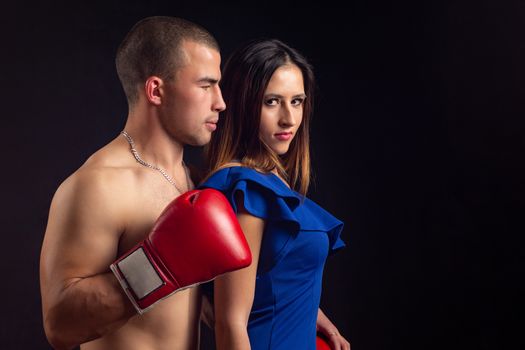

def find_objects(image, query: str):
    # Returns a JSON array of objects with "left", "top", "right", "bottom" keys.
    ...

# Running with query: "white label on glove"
[{"left": 117, "top": 248, "right": 163, "bottom": 299}]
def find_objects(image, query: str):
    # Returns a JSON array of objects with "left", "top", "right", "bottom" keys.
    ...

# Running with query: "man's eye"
[{"left": 201, "top": 85, "right": 211, "bottom": 90}]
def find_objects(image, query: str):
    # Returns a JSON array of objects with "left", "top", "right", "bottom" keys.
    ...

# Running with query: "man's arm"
[{"left": 40, "top": 171, "right": 135, "bottom": 350}]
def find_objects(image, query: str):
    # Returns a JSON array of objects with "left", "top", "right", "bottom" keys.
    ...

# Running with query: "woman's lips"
[{"left": 274, "top": 132, "right": 292, "bottom": 141}]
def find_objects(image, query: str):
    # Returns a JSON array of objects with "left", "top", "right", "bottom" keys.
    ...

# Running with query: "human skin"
[{"left": 40, "top": 40, "right": 225, "bottom": 350}]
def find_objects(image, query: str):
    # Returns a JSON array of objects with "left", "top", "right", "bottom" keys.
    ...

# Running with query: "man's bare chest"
[{"left": 117, "top": 187, "right": 181, "bottom": 254}]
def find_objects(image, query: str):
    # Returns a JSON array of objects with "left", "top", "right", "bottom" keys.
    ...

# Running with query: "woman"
[{"left": 199, "top": 39, "right": 350, "bottom": 350}]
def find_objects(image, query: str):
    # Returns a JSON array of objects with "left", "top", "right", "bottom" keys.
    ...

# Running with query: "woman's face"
[{"left": 259, "top": 64, "right": 306, "bottom": 155}]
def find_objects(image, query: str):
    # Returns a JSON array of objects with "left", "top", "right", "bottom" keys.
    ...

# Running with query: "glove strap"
[{"left": 110, "top": 246, "right": 164, "bottom": 314}]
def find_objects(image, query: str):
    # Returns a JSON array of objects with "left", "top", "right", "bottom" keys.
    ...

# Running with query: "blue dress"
[{"left": 199, "top": 166, "right": 345, "bottom": 350}]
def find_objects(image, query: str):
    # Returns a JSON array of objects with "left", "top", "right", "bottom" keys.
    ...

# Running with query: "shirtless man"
[{"left": 40, "top": 16, "right": 226, "bottom": 350}]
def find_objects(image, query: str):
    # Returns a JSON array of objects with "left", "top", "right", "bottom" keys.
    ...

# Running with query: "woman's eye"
[
  {"left": 265, "top": 98, "right": 279, "bottom": 106},
  {"left": 292, "top": 98, "right": 304, "bottom": 106}
]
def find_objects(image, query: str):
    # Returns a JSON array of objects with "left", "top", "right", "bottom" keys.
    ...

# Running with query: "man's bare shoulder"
[
  {"left": 51, "top": 138, "right": 138, "bottom": 221},
  {"left": 42, "top": 139, "right": 141, "bottom": 282}
]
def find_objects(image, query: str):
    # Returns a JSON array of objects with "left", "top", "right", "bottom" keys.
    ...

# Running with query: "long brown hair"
[{"left": 206, "top": 39, "right": 315, "bottom": 195}]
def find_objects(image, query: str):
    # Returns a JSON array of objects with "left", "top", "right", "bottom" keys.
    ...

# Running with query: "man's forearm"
[{"left": 43, "top": 272, "right": 135, "bottom": 350}]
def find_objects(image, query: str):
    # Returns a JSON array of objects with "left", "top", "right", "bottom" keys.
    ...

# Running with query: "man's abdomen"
[{"left": 81, "top": 286, "right": 202, "bottom": 350}]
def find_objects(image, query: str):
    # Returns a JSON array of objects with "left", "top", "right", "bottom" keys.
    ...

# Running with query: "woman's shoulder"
[
  {"left": 201, "top": 164, "right": 271, "bottom": 187},
  {"left": 200, "top": 165, "right": 300, "bottom": 202}
]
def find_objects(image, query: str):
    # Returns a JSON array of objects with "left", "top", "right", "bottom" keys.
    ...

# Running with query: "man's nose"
[{"left": 213, "top": 87, "right": 226, "bottom": 112}]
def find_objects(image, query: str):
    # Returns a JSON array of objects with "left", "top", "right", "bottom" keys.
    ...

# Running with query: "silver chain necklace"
[{"left": 121, "top": 130, "right": 190, "bottom": 194}]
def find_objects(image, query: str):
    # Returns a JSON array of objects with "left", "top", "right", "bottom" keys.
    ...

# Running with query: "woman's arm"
[
  {"left": 317, "top": 308, "right": 351, "bottom": 350},
  {"left": 214, "top": 194, "right": 265, "bottom": 350}
]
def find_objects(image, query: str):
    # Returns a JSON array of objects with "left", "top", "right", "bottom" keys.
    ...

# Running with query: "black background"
[{"left": 1, "top": 1, "right": 523, "bottom": 349}]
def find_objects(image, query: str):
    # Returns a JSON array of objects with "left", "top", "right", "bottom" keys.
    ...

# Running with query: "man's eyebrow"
[{"left": 197, "top": 77, "right": 220, "bottom": 84}]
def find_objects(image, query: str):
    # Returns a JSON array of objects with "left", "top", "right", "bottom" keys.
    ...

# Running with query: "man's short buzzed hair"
[{"left": 116, "top": 16, "right": 219, "bottom": 106}]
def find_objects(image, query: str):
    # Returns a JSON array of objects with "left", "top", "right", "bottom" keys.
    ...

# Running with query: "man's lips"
[{"left": 205, "top": 120, "right": 218, "bottom": 131}]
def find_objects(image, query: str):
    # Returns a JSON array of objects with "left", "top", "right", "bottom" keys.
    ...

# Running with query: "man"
[{"left": 40, "top": 16, "right": 226, "bottom": 350}]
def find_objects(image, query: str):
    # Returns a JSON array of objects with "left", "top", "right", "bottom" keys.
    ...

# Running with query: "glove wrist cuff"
[{"left": 110, "top": 241, "right": 179, "bottom": 314}]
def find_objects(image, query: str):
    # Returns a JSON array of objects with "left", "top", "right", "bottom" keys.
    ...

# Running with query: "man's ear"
[{"left": 144, "top": 76, "right": 163, "bottom": 106}]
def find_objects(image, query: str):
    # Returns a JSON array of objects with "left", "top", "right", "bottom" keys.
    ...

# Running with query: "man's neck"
[{"left": 122, "top": 108, "right": 184, "bottom": 172}]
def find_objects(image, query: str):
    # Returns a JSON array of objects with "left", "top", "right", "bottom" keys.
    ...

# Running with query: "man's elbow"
[{"left": 43, "top": 309, "right": 78, "bottom": 350}]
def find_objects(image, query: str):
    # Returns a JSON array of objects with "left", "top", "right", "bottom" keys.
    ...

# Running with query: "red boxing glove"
[
  {"left": 110, "top": 189, "right": 252, "bottom": 314},
  {"left": 317, "top": 335, "right": 332, "bottom": 350}
]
